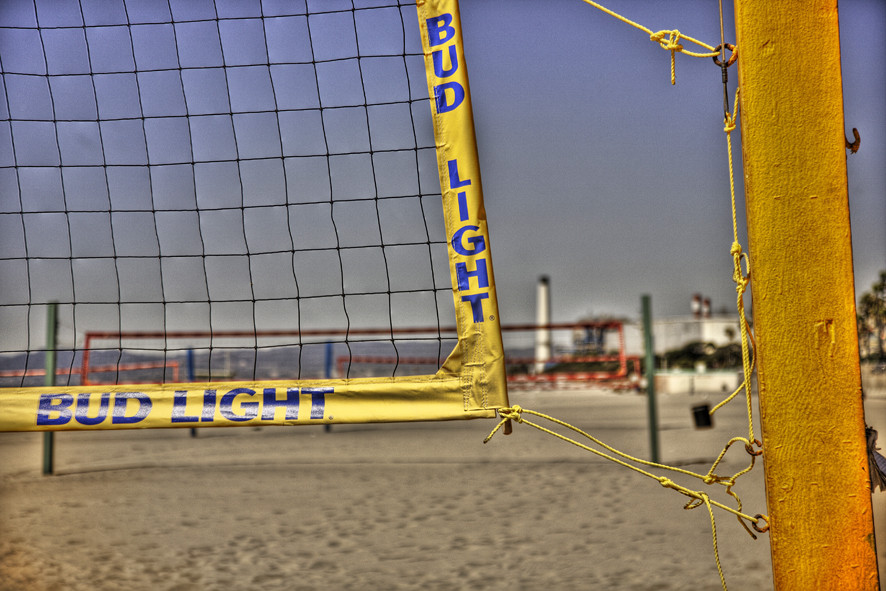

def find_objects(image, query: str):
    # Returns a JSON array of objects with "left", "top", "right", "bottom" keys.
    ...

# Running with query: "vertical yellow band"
[{"left": 417, "top": 0, "right": 509, "bottom": 412}]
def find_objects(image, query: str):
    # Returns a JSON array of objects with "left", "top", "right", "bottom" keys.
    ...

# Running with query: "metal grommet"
[
  {"left": 752, "top": 514, "right": 770, "bottom": 533},
  {"left": 713, "top": 43, "right": 738, "bottom": 67}
]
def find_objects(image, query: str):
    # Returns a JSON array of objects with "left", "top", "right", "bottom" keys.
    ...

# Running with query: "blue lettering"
[
  {"left": 302, "top": 387, "right": 331, "bottom": 419},
  {"left": 111, "top": 392, "right": 152, "bottom": 424},
  {"left": 435, "top": 81, "right": 464, "bottom": 114},
  {"left": 432, "top": 45, "right": 458, "bottom": 78},
  {"left": 457, "top": 191, "right": 469, "bottom": 221},
  {"left": 426, "top": 13, "right": 455, "bottom": 47},
  {"left": 220, "top": 388, "right": 258, "bottom": 422},
  {"left": 461, "top": 293, "right": 489, "bottom": 322},
  {"left": 451, "top": 225, "right": 486, "bottom": 256},
  {"left": 171, "top": 390, "right": 199, "bottom": 423},
  {"left": 456, "top": 258, "right": 489, "bottom": 291},
  {"left": 261, "top": 387, "right": 299, "bottom": 421},
  {"left": 36, "top": 394, "right": 73, "bottom": 426},
  {"left": 201, "top": 390, "right": 216, "bottom": 422},
  {"left": 74, "top": 392, "right": 110, "bottom": 426},
  {"left": 447, "top": 159, "right": 471, "bottom": 189}
]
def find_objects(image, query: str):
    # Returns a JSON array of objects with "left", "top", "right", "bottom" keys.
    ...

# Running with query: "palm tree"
[{"left": 858, "top": 271, "right": 886, "bottom": 361}]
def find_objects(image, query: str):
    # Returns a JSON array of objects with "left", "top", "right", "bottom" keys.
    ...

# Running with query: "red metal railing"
[{"left": 79, "top": 321, "right": 630, "bottom": 386}]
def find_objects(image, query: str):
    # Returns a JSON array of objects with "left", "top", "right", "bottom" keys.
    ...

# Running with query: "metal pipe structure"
[
  {"left": 42, "top": 302, "right": 57, "bottom": 475},
  {"left": 534, "top": 276, "right": 552, "bottom": 373}
]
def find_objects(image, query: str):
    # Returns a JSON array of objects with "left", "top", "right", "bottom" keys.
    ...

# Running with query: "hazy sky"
[
  {"left": 459, "top": 0, "right": 885, "bottom": 324},
  {"left": 1, "top": 0, "right": 883, "bottom": 359}
]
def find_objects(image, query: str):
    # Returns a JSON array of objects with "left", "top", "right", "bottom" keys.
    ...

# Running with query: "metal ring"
[
  {"left": 713, "top": 43, "right": 738, "bottom": 67},
  {"left": 752, "top": 514, "right": 770, "bottom": 533},
  {"left": 744, "top": 439, "right": 763, "bottom": 457}
]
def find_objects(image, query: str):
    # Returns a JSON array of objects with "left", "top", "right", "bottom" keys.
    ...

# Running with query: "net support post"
[
  {"left": 642, "top": 294, "right": 660, "bottom": 464},
  {"left": 733, "top": 1, "right": 879, "bottom": 587},
  {"left": 42, "top": 302, "right": 58, "bottom": 476}
]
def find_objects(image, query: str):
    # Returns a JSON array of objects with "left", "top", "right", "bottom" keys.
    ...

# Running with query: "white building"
[
  {"left": 618, "top": 315, "right": 743, "bottom": 356},
  {"left": 651, "top": 315, "right": 742, "bottom": 354}
]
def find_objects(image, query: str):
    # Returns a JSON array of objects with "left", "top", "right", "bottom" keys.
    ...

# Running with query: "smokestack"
[
  {"left": 691, "top": 293, "right": 702, "bottom": 318},
  {"left": 702, "top": 297, "right": 711, "bottom": 318},
  {"left": 535, "top": 276, "right": 551, "bottom": 373}
]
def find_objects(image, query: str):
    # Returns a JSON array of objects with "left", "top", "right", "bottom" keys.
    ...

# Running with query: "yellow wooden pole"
[{"left": 733, "top": 1, "right": 879, "bottom": 588}]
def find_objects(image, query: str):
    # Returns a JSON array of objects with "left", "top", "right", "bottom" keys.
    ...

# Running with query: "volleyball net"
[{"left": 0, "top": 0, "right": 509, "bottom": 431}]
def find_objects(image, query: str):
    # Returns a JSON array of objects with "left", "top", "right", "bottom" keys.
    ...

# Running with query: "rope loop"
[{"left": 730, "top": 242, "right": 750, "bottom": 293}]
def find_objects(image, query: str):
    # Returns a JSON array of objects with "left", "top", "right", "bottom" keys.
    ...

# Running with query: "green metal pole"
[
  {"left": 42, "top": 301, "right": 58, "bottom": 475},
  {"left": 642, "top": 294, "right": 660, "bottom": 463}
]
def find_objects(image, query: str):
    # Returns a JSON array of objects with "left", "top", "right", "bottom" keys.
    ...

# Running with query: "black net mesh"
[{"left": 0, "top": 0, "right": 456, "bottom": 386}]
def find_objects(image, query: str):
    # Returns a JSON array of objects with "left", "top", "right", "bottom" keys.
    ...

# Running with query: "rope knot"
[
  {"left": 650, "top": 30, "right": 684, "bottom": 85},
  {"left": 500, "top": 405, "right": 524, "bottom": 423},
  {"left": 650, "top": 29, "right": 683, "bottom": 52},
  {"left": 723, "top": 113, "right": 736, "bottom": 134},
  {"left": 730, "top": 241, "right": 742, "bottom": 257},
  {"left": 658, "top": 476, "right": 676, "bottom": 490}
]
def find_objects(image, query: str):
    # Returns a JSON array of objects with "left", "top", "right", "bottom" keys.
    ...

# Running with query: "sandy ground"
[{"left": 1, "top": 388, "right": 884, "bottom": 591}]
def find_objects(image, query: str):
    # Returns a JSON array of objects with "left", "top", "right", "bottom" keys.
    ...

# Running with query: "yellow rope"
[
  {"left": 486, "top": 70, "right": 764, "bottom": 591},
  {"left": 495, "top": 6, "right": 763, "bottom": 589},
  {"left": 485, "top": 406, "right": 763, "bottom": 527},
  {"left": 703, "top": 493, "right": 727, "bottom": 590},
  {"left": 709, "top": 89, "right": 757, "bottom": 449},
  {"left": 485, "top": 406, "right": 768, "bottom": 591},
  {"left": 579, "top": 0, "right": 720, "bottom": 84}
]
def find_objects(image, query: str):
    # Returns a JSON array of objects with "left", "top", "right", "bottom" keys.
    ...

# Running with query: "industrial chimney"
[{"left": 535, "top": 276, "right": 552, "bottom": 373}]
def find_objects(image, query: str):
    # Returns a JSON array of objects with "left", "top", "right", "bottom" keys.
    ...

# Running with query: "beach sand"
[{"left": 1, "top": 388, "right": 884, "bottom": 590}]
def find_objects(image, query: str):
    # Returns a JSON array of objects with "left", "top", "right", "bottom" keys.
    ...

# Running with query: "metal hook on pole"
[{"left": 845, "top": 127, "right": 860, "bottom": 153}]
